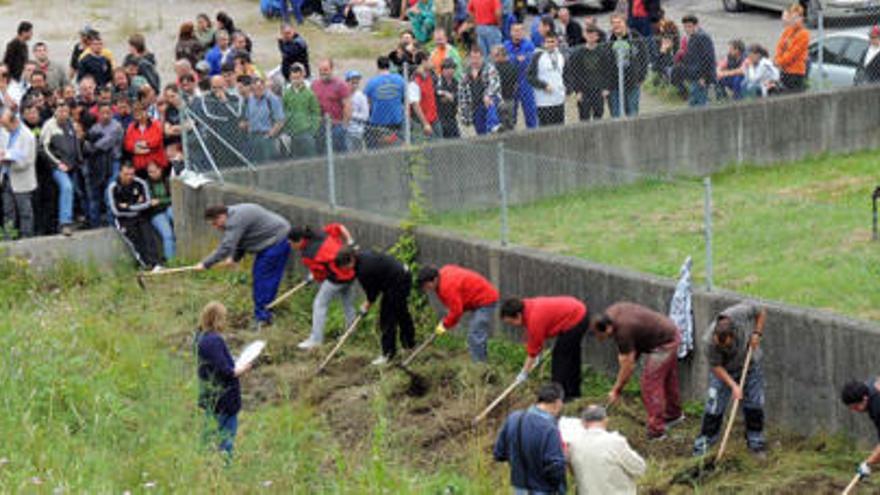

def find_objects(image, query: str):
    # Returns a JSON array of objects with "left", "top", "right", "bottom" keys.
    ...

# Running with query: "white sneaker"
[
  {"left": 297, "top": 339, "right": 321, "bottom": 350},
  {"left": 371, "top": 355, "right": 389, "bottom": 366},
  {"left": 151, "top": 265, "right": 164, "bottom": 273}
]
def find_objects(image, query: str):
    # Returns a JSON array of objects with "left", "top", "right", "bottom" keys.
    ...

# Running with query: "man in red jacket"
[
  {"left": 591, "top": 302, "right": 683, "bottom": 440},
  {"left": 288, "top": 223, "right": 356, "bottom": 350},
  {"left": 417, "top": 265, "right": 499, "bottom": 362},
  {"left": 500, "top": 296, "right": 588, "bottom": 400}
]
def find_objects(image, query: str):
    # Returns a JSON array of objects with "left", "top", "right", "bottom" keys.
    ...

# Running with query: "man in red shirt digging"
[
  {"left": 418, "top": 265, "right": 499, "bottom": 362},
  {"left": 500, "top": 296, "right": 588, "bottom": 400}
]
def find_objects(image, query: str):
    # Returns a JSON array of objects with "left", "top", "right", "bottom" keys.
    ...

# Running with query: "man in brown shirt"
[{"left": 591, "top": 302, "right": 683, "bottom": 439}]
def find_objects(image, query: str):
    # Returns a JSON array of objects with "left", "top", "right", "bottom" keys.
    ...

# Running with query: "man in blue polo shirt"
[
  {"left": 493, "top": 382, "right": 567, "bottom": 494},
  {"left": 363, "top": 56, "right": 406, "bottom": 149}
]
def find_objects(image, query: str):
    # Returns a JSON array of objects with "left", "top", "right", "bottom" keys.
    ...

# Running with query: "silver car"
[
  {"left": 722, "top": 0, "right": 880, "bottom": 26},
  {"left": 808, "top": 30, "right": 869, "bottom": 88}
]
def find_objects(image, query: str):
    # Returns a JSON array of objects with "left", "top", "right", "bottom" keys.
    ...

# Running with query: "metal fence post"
[
  {"left": 615, "top": 45, "right": 626, "bottom": 118},
  {"left": 497, "top": 142, "right": 510, "bottom": 247},
  {"left": 181, "top": 101, "right": 190, "bottom": 173},
  {"left": 325, "top": 114, "right": 337, "bottom": 210},
  {"left": 817, "top": 8, "right": 826, "bottom": 89},
  {"left": 703, "top": 177, "right": 714, "bottom": 291},
  {"left": 403, "top": 62, "right": 412, "bottom": 146}
]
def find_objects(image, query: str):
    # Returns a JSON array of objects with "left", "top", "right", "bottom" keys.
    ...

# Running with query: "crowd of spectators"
[{"left": 3, "top": 2, "right": 880, "bottom": 248}]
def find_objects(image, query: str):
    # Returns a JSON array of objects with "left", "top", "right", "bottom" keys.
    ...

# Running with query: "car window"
[
  {"left": 822, "top": 37, "right": 849, "bottom": 65},
  {"left": 842, "top": 39, "right": 869, "bottom": 67}
]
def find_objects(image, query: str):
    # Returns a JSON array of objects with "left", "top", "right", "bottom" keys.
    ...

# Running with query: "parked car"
[
  {"left": 808, "top": 30, "right": 868, "bottom": 88},
  {"left": 722, "top": 0, "right": 880, "bottom": 27}
]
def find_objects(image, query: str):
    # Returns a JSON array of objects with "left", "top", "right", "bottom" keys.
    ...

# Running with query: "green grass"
[
  {"left": 0, "top": 257, "right": 873, "bottom": 493},
  {"left": 434, "top": 150, "right": 880, "bottom": 322}
]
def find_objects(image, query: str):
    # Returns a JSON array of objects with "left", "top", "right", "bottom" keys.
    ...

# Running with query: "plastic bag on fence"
[{"left": 669, "top": 256, "right": 694, "bottom": 360}]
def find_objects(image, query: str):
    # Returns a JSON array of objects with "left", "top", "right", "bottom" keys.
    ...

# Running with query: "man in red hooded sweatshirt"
[{"left": 418, "top": 265, "right": 499, "bottom": 362}]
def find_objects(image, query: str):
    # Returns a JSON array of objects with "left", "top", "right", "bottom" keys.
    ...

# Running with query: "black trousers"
[
  {"left": 380, "top": 282, "right": 415, "bottom": 358},
  {"left": 577, "top": 90, "right": 604, "bottom": 121},
  {"left": 116, "top": 216, "right": 162, "bottom": 268},
  {"left": 537, "top": 105, "right": 565, "bottom": 127},
  {"left": 551, "top": 315, "right": 589, "bottom": 400},
  {"left": 781, "top": 72, "right": 806, "bottom": 93}
]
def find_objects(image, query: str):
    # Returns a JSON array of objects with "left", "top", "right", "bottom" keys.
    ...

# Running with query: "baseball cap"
[{"left": 345, "top": 70, "right": 362, "bottom": 81}]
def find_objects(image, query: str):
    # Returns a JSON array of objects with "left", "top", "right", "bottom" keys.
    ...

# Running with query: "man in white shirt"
[
  {"left": 345, "top": 70, "right": 369, "bottom": 152},
  {"left": 526, "top": 33, "right": 565, "bottom": 127},
  {"left": 564, "top": 405, "right": 646, "bottom": 495},
  {"left": 0, "top": 109, "right": 36, "bottom": 239}
]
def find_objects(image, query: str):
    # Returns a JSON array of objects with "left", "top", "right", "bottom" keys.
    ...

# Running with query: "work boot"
[{"left": 297, "top": 338, "right": 321, "bottom": 350}]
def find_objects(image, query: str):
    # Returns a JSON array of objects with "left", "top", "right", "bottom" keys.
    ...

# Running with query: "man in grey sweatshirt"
[{"left": 197, "top": 203, "right": 291, "bottom": 327}]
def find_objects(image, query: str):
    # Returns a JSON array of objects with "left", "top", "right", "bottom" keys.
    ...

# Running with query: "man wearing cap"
[
  {"left": 693, "top": 303, "right": 767, "bottom": 457},
  {"left": 566, "top": 405, "right": 646, "bottom": 495},
  {"left": 500, "top": 296, "right": 588, "bottom": 399},
  {"left": 591, "top": 302, "right": 683, "bottom": 440},
  {"left": 282, "top": 63, "right": 321, "bottom": 157},
  {"left": 857, "top": 26, "right": 880, "bottom": 85},
  {"left": 345, "top": 70, "right": 369, "bottom": 152},
  {"left": 418, "top": 264, "right": 499, "bottom": 362}
]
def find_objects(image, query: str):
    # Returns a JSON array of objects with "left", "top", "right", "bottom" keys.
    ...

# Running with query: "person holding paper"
[{"left": 195, "top": 301, "right": 253, "bottom": 459}]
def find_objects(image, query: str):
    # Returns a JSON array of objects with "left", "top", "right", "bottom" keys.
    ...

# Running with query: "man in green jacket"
[{"left": 281, "top": 63, "right": 321, "bottom": 158}]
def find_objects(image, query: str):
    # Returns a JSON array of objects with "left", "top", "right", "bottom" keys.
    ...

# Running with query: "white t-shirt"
[
  {"left": 866, "top": 45, "right": 880, "bottom": 67},
  {"left": 349, "top": 89, "right": 369, "bottom": 136}
]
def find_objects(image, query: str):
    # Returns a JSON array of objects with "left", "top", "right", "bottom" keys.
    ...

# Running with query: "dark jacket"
[
  {"left": 354, "top": 250, "right": 410, "bottom": 304},
  {"left": 3, "top": 38, "right": 28, "bottom": 81},
  {"left": 107, "top": 177, "right": 152, "bottom": 219},
  {"left": 682, "top": 29, "right": 716, "bottom": 83},
  {"left": 77, "top": 52, "right": 112, "bottom": 87},
  {"left": 436, "top": 75, "right": 459, "bottom": 121},
  {"left": 564, "top": 43, "right": 615, "bottom": 92},
  {"left": 856, "top": 50, "right": 880, "bottom": 85},
  {"left": 279, "top": 35, "right": 311, "bottom": 80},
  {"left": 195, "top": 330, "right": 241, "bottom": 416},
  {"left": 609, "top": 30, "right": 649, "bottom": 89},
  {"left": 495, "top": 60, "right": 519, "bottom": 100},
  {"left": 493, "top": 406, "right": 567, "bottom": 493},
  {"left": 564, "top": 21, "right": 585, "bottom": 48}
]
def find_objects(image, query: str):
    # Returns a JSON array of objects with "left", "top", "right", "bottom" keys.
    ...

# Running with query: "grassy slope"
[
  {"left": 434, "top": 150, "right": 880, "bottom": 322},
  {"left": 0, "top": 258, "right": 872, "bottom": 493}
]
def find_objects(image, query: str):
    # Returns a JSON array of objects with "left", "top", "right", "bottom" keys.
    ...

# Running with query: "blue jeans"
[
  {"left": 204, "top": 412, "right": 238, "bottom": 457},
  {"left": 252, "top": 238, "right": 291, "bottom": 323},
  {"left": 693, "top": 364, "right": 766, "bottom": 455},
  {"left": 52, "top": 168, "right": 74, "bottom": 226},
  {"left": 717, "top": 75, "right": 745, "bottom": 100},
  {"left": 608, "top": 88, "right": 641, "bottom": 118},
  {"left": 83, "top": 165, "right": 109, "bottom": 228},
  {"left": 688, "top": 81, "right": 708, "bottom": 107},
  {"left": 475, "top": 25, "right": 502, "bottom": 58},
  {"left": 150, "top": 208, "right": 175, "bottom": 261},
  {"left": 467, "top": 303, "right": 496, "bottom": 362},
  {"left": 318, "top": 123, "right": 348, "bottom": 154},
  {"left": 281, "top": 0, "right": 304, "bottom": 24},
  {"left": 473, "top": 101, "right": 501, "bottom": 135}
]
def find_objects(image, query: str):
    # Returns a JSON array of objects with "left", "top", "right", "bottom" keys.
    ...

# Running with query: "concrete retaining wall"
[
  {"left": 0, "top": 228, "right": 129, "bottom": 270},
  {"left": 174, "top": 179, "right": 880, "bottom": 442},
  {"left": 221, "top": 85, "right": 880, "bottom": 215}
]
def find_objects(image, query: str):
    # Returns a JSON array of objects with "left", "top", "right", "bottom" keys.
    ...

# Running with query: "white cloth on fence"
[{"left": 669, "top": 256, "right": 694, "bottom": 359}]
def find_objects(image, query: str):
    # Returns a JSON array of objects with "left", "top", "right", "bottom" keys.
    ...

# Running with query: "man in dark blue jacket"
[
  {"left": 278, "top": 23, "right": 310, "bottom": 80},
  {"left": 681, "top": 15, "right": 716, "bottom": 107},
  {"left": 493, "top": 382, "right": 567, "bottom": 494}
]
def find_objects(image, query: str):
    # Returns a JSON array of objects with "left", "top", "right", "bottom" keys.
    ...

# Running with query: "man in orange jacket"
[
  {"left": 774, "top": 3, "right": 809, "bottom": 93},
  {"left": 418, "top": 265, "right": 499, "bottom": 362}
]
